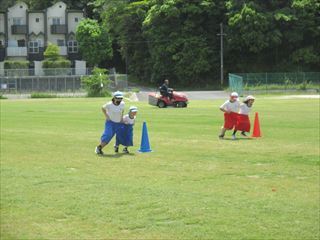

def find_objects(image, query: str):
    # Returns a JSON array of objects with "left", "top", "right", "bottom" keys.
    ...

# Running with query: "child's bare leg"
[
  {"left": 219, "top": 127, "right": 227, "bottom": 138},
  {"left": 123, "top": 146, "right": 129, "bottom": 153},
  {"left": 99, "top": 141, "right": 107, "bottom": 149},
  {"left": 95, "top": 141, "right": 107, "bottom": 155}
]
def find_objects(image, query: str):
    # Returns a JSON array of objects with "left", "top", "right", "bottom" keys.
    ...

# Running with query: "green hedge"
[
  {"left": 42, "top": 59, "right": 72, "bottom": 75},
  {"left": 4, "top": 61, "right": 29, "bottom": 69},
  {"left": 42, "top": 59, "right": 71, "bottom": 68}
]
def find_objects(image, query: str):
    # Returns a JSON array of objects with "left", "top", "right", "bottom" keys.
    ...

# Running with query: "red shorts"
[
  {"left": 224, "top": 112, "right": 238, "bottom": 130},
  {"left": 235, "top": 114, "right": 251, "bottom": 132}
]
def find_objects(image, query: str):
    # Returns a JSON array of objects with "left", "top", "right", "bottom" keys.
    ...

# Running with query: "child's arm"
[
  {"left": 120, "top": 110, "right": 124, "bottom": 123},
  {"left": 219, "top": 101, "right": 230, "bottom": 113},
  {"left": 101, "top": 107, "right": 110, "bottom": 120}
]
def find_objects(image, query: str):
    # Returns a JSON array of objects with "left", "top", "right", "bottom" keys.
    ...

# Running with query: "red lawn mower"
[{"left": 148, "top": 89, "right": 189, "bottom": 108}]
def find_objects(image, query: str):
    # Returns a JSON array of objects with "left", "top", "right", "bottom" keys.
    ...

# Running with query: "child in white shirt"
[
  {"left": 232, "top": 95, "right": 255, "bottom": 139},
  {"left": 219, "top": 92, "right": 240, "bottom": 139},
  {"left": 95, "top": 91, "right": 125, "bottom": 155},
  {"left": 115, "top": 106, "right": 138, "bottom": 154}
]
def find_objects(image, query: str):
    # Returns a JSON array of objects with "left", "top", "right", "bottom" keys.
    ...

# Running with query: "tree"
[
  {"left": 142, "top": 0, "right": 223, "bottom": 85},
  {"left": 43, "top": 43, "right": 60, "bottom": 61},
  {"left": 102, "top": 0, "right": 151, "bottom": 82},
  {"left": 76, "top": 18, "right": 113, "bottom": 67}
]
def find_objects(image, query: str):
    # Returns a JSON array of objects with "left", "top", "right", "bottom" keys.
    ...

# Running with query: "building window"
[
  {"left": 68, "top": 40, "right": 78, "bottom": 53},
  {"left": 57, "top": 39, "right": 65, "bottom": 46},
  {"left": 17, "top": 39, "right": 26, "bottom": 47},
  {"left": 75, "top": 17, "right": 78, "bottom": 22},
  {"left": 29, "top": 41, "right": 39, "bottom": 53},
  {"left": 52, "top": 17, "right": 61, "bottom": 25},
  {"left": 36, "top": 18, "right": 40, "bottom": 23},
  {"left": 13, "top": 17, "right": 22, "bottom": 25}
]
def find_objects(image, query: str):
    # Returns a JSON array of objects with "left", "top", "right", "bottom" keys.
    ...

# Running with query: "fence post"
[
  {"left": 73, "top": 76, "right": 75, "bottom": 94},
  {"left": 55, "top": 77, "right": 57, "bottom": 93},
  {"left": 65, "top": 76, "right": 67, "bottom": 92},
  {"left": 265, "top": 72, "right": 268, "bottom": 94}
]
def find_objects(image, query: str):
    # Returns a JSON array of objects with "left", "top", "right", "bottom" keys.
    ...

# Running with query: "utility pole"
[{"left": 217, "top": 23, "right": 226, "bottom": 86}]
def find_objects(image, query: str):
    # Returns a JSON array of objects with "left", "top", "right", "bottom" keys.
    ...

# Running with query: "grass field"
[{"left": 1, "top": 97, "right": 319, "bottom": 239}]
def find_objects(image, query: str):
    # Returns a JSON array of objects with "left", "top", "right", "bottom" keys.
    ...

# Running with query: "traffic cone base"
[
  {"left": 138, "top": 122, "right": 152, "bottom": 153},
  {"left": 251, "top": 112, "right": 262, "bottom": 138}
]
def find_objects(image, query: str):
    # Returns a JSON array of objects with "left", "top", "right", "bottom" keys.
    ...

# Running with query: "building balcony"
[
  {"left": 59, "top": 46, "right": 67, "bottom": 55},
  {"left": 11, "top": 25, "right": 28, "bottom": 34},
  {"left": 7, "top": 47, "right": 27, "bottom": 56},
  {"left": 51, "top": 24, "right": 67, "bottom": 34}
]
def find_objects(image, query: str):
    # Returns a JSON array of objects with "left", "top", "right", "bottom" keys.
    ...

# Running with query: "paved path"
[{"left": 136, "top": 91, "right": 228, "bottom": 101}]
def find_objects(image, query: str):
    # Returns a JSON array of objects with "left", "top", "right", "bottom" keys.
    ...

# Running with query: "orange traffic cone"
[{"left": 251, "top": 112, "right": 262, "bottom": 137}]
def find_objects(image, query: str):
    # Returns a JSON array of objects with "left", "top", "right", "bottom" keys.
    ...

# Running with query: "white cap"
[
  {"left": 244, "top": 95, "right": 255, "bottom": 101},
  {"left": 129, "top": 106, "right": 138, "bottom": 112},
  {"left": 230, "top": 92, "right": 239, "bottom": 97},
  {"left": 113, "top": 91, "right": 123, "bottom": 98}
]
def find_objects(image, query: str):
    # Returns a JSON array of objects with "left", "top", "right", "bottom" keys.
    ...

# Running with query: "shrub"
[
  {"left": 42, "top": 59, "right": 71, "bottom": 75},
  {"left": 44, "top": 44, "right": 60, "bottom": 61},
  {"left": 31, "top": 92, "right": 57, "bottom": 98},
  {"left": 81, "top": 67, "right": 111, "bottom": 97},
  {"left": 4, "top": 61, "right": 29, "bottom": 69},
  {"left": 4, "top": 61, "right": 30, "bottom": 76},
  {"left": 299, "top": 81, "right": 308, "bottom": 91}
]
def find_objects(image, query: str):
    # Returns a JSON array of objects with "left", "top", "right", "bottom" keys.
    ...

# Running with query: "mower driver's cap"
[
  {"left": 230, "top": 92, "right": 239, "bottom": 98},
  {"left": 113, "top": 91, "right": 124, "bottom": 98},
  {"left": 244, "top": 95, "right": 255, "bottom": 101},
  {"left": 129, "top": 106, "right": 138, "bottom": 112}
]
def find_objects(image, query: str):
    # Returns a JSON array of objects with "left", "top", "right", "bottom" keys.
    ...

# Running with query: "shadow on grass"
[
  {"left": 98, "top": 153, "right": 135, "bottom": 158},
  {"left": 220, "top": 137, "right": 255, "bottom": 141}
]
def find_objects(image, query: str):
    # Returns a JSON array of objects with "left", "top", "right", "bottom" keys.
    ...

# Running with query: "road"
[{"left": 136, "top": 90, "right": 229, "bottom": 101}]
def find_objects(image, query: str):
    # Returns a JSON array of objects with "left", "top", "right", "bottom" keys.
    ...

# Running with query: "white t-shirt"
[
  {"left": 123, "top": 114, "right": 136, "bottom": 125},
  {"left": 220, "top": 100, "right": 240, "bottom": 113},
  {"left": 102, "top": 101, "right": 125, "bottom": 122},
  {"left": 239, "top": 103, "right": 252, "bottom": 115}
]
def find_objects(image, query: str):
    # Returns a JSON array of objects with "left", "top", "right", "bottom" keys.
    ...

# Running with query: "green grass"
[{"left": 1, "top": 97, "right": 319, "bottom": 239}]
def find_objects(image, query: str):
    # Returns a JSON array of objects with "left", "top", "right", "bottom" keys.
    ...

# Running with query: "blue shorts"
[
  {"left": 101, "top": 120, "right": 122, "bottom": 144},
  {"left": 116, "top": 124, "right": 133, "bottom": 147}
]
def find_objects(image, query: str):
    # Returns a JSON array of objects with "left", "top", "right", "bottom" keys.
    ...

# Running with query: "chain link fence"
[
  {"left": 229, "top": 72, "right": 320, "bottom": 95},
  {"left": 0, "top": 68, "right": 128, "bottom": 94}
]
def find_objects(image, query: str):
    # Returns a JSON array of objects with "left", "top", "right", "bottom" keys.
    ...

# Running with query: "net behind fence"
[{"left": 229, "top": 72, "right": 320, "bottom": 95}]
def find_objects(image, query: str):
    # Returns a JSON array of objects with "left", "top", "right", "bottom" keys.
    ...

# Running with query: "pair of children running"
[
  {"left": 95, "top": 91, "right": 137, "bottom": 155},
  {"left": 219, "top": 92, "right": 255, "bottom": 140}
]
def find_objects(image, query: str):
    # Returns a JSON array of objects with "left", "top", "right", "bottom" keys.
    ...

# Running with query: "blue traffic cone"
[{"left": 138, "top": 122, "right": 152, "bottom": 153}]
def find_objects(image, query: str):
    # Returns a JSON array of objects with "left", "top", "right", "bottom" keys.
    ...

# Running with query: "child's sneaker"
[
  {"left": 95, "top": 146, "right": 104, "bottom": 155},
  {"left": 219, "top": 134, "right": 224, "bottom": 139},
  {"left": 241, "top": 132, "right": 247, "bottom": 137},
  {"left": 114, "top": 145, "right": 119, "bottom": 153},
  {"left": 232, "top": 134, "right": 236, "bottom": 140},
  {"left": 123, "top": 147, "right": 129, "bottom": 154}
]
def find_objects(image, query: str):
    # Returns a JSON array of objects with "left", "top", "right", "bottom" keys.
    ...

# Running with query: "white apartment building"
[{"left": 0, "top": 1, "right": 84, "bottom": 63}]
